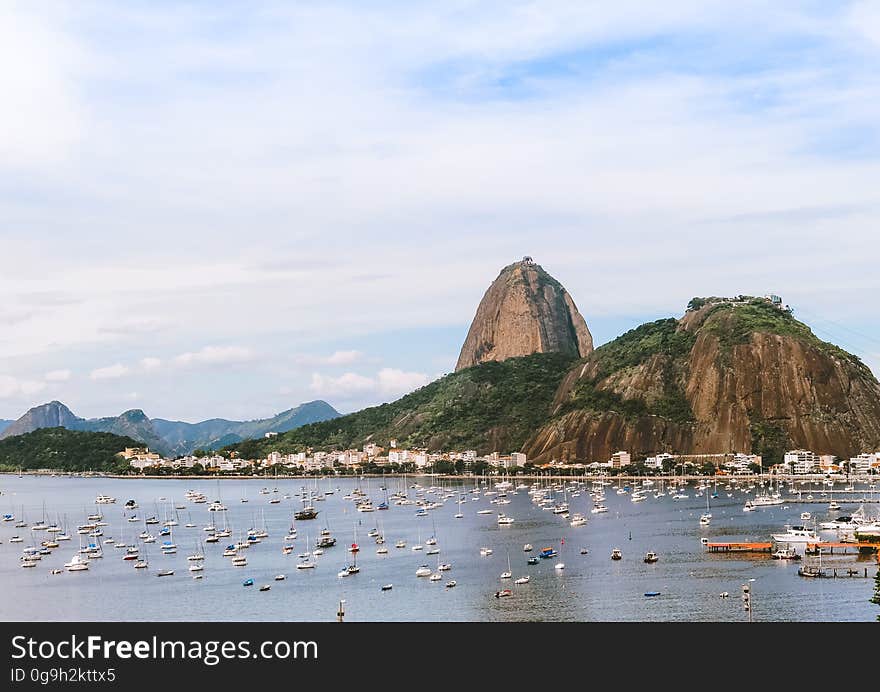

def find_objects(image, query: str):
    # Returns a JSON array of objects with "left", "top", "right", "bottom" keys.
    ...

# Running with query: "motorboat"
[
  {"left": 771, "top": 546, "right": 802, "bottom": 560},
  {"left": 771, "top": 525, "right": 819, "bottom": 543},
  {"left": 415, "top": 565, "right": 432, "bottom": 577},
  {"left": 643, "top": 551, "right": 659, "bottom": 563},
  {"left": 514, "top": 576, "right": 530, "bottom": 584},
  {"left": 523, "top": 543, "right": 533, "bottom": 552},
  {"left": 611, "top": 548, "right": 623, "bottom": 560}
]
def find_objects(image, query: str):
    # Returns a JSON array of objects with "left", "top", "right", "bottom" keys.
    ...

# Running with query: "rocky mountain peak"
[{"left": 455, "top": 258, "right": 593, "bottom": 372}]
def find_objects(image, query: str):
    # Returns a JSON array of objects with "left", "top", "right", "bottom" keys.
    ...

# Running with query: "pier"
[
  {"left": 705, "top": 542, "right": 773, "bottom": 553},
  {"left": 805, "top": 542, "right": 880, "bottom": 561}
]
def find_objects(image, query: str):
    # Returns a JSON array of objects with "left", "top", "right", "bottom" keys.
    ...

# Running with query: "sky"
[{"left": 2, "top": 1, "right": 880, "bottom": 422}]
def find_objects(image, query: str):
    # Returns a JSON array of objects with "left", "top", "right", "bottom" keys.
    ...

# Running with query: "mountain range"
[
  {"left": 0, "top": 400, "right": 340, "bottom": 456},
  {"left": 230, "top": 260, "right": 880, "bottom": 464}
]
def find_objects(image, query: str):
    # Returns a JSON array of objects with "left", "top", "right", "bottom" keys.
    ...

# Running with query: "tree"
[{"left": 872, "top": 567, "right": 880, "bottom": 622}]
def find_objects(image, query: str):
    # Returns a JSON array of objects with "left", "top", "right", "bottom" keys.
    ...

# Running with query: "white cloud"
[
  {"left": 173, "top": 345, "right": 254, "bottom": 367},
  {"left": 89, "top": 363, "right": 129, "bottom": 380},
  {"left": 323, "top": 350, "right": 364, "bottom": 365},
  {"left": 0, "top": 375, "right": 47, "bottom": 399},
  {"left": 310, "top": 372, "right": 376, "bottom": 397},
  {"left": 376, "top": 368, "right": 430, "bottom": 395},
  {"left": 309, "top": 367, "right": 430, "bottom": 400},
  {"left": 44, "top": 369, "right": 71, "bottom": 382},
  {"left": 140, "top": 357, "right": 162, "bottom": 370}
]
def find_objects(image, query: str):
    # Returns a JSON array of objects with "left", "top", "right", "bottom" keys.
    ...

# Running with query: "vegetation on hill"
[
  {"left": 693, "top": 297, "right": 867, "bottom": 370},
  {"left": 559, "top": 318, "right": 696, "bottom": 424},
  {"left": 229, "top": 353, "right": 575, "bottom": 457},
  {"left": 0, "top": 427, "right": 138, "bottom": 472}
]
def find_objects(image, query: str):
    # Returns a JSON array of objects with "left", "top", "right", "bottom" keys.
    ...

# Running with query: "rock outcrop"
[
  {"left": 455, "top": 258, "right": 593, "bottom": 372},
  {"left": 524, "top": 298, "right": 880, "bottom": 463}
]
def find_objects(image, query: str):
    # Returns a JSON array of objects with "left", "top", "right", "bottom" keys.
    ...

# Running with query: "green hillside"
[
  {"left": 229, "top": 352, "right": 574, "bottom": 457},
  {"left": 0, "top": 427, "right": 140, "bottom": 472}
]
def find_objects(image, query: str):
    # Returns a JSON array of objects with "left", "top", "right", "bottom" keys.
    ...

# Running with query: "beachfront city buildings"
[{"left": 119, "top": 443, "right": 880, "bottom": 477}]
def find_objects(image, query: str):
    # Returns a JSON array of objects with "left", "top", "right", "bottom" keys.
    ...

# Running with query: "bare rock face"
[
  {"left": 455, "top": 258, "right": 593, "bottom": 372},
  {"left": 524, "top": 299, "right": 880, "bottom": 462}
]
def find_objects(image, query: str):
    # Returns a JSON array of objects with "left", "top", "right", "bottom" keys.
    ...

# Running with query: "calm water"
[{"left": 0, "top": 475, "right": 876, "bottom": 622}]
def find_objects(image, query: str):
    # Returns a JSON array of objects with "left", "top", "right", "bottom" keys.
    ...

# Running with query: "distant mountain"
[
  {"left": 76, "top": 409, "right": 170, "bottom": 456},
  {"left": 152, "top": 401, "right": 341, "bottom": 455},
  {"left": 0, "top": 420, "right": 14, "bottom": 435},
  {"left": 0, "top": 427, "right": 140, "bottom": 472},
  {"left": 0, "top": 400, "right": 340, "bottom": 456},
  {"left": 0, "top": 401, "right": 80, "bottom": 440}
]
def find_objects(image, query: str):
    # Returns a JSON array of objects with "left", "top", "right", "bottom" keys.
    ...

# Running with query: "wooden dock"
[
  {"left": 805, "top": 542, "right": 880, "bottom": 561},
  {"left": 706, "top": 542, "right": 773, "bottom": 553}
]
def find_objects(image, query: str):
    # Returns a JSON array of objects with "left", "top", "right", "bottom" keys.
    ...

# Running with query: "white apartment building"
[
  {"left": 610, "top": 451, "right": 632, "bottom": 469},
  {"left": 783, "top": 450, "right": 819, "bottom": 474},
  {"left": 510, "top": 452, "right": 527, "bottom": 467},
  {"left": 724, "top": 453, "right": 761, "bottom": 474},
  {"left": 645, "top": 452, "right": 675, "bottom": 470},
  {"left": 847, "top": 453, "right": 879, "bottom": 474}
]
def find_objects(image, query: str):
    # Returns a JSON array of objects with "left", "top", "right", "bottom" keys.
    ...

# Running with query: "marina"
[{"left": 0, "top": 474, "right": 878, "bottom": 622}]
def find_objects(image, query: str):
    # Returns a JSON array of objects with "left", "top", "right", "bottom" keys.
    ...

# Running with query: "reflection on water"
[{"left": 0, "top": 475, "right": 875, "bottom": 621}]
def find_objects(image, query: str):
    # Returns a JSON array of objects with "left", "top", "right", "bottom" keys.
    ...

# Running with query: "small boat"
[
  {"left": 644, "top": 591, "right": 661, "bottom": 597},
  {"left": 156, "top": 569, "right": 174, "bottom": 577},
  {"left": 554, "top": 562, "right": 565, "bottom": 570},
  {"left": 514, "top": 576, "right": 530, "bottom": 584},
  {"left": 644, "top": 551, "right": 659, "bottom": 563},
  {"left": 771, "top": 546, "right": 802, "bottom": 561},
  {"left": 429, "top": 573, "right": 442, "bottom": 581},
  {"left": 579, "top": 547, "right": 589, "bottom": 555},
  {"left": 611, "top": 548, "right": 623, "bottom": 560},
  {"left": 800, "top": 511, "right": 812, "bottom": 521},
  {"left": 445, "top": 580, "right": 457, "bottom": 588},
  {"left": 523, "top": 543, "right": 533, "bottom": 552},
  {"left": 274, "top": 574, "right": 286, "bottom": 581},
  {"left": 494, "top": 589, "right": 512, "bottom": 598},
  {"left": 480, "top": 547, "right": 493, "bottom": 556},
  {"left": 828, "top": 501, "right": 841, "bottom": 511},
  {"left": 243, "top": 578, "right": 254, "bottom": 586},
  {"left": 527, "top": 557, "right": 539, "bottom": 565},
  {"left": 395, "top": 540, "right": 406, "bottom": 549},
  {"left": 259, "top": 584, "right": 271, "bottom": 592},
  {"left": 381, "top": 584, "right": 393, "bottom": 591},
  {"left": 477, "top": 509, "right": 493, "bottom": 515},
  {"left": 50, "top": 569, "right": 63, "bottom": 574},
  {"left": 415, "top": 565, "right": 432, "bottom": 577}
]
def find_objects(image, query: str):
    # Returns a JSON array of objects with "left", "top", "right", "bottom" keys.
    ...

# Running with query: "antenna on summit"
[{"left": 522, "top": 256, "right": 534, "bottom": 265}]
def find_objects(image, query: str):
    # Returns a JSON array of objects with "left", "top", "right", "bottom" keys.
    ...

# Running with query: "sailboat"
[
  {"left": 700, "top": 490, "right": 712, "bottom": 526},
  {"left": 500, "top": 551, "right": 512, "bottom": 580}
]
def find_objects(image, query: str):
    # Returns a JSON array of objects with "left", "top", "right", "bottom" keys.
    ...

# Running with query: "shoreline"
[{"left": 2, "top": 472, "right": 877, "bottom": 483}]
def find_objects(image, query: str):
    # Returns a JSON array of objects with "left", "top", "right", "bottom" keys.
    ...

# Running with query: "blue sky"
[{"left": 2, "top": 1, "right": 880, "bottom": 421}]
